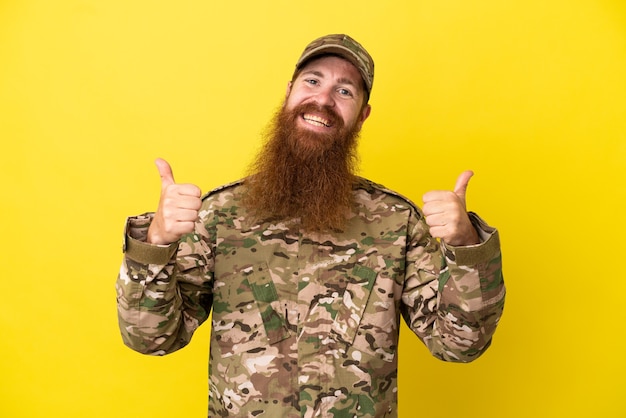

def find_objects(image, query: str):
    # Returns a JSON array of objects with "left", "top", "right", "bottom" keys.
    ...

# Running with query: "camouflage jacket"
[{"left": 116, "top": 177, "right": 505, "bottom": 418}]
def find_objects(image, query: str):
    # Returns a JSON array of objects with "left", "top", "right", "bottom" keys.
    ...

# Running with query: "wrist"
[{"left": 147, "top": 222, "right": 169, "bottom": 245}]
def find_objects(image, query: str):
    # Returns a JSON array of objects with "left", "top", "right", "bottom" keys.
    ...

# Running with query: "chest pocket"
[
  {"left": 330, "top": 263, "right": 398, "bottom": 363},
  {"left": 330, "top": 264, "right": 377, "bottom": 344},
  {"left": 212, "top": 263, "right": 293, "bottom": 357},
  {"left": 247, "top": 266, "right": 293, "bottom": 345}
]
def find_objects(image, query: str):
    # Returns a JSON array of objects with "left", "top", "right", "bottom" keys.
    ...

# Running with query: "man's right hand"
[{"left": 147, "top": 158, "right": 202, "bottom": 245}]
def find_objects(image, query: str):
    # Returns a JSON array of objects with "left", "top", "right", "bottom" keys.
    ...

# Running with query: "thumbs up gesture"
[
  {"left": 147, "top": 158, "right": 202, "bottom": 245},
  {"left": 422, "top": 170, "right": 480, "bottom": 246}
]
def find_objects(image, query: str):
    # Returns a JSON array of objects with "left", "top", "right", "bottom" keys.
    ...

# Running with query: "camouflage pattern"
[
  {"left": 294, "top": 34, "right": 375, "bottom": 96},
  {"left": 117, "top": 177, "right": 505, "bottom": 417}
]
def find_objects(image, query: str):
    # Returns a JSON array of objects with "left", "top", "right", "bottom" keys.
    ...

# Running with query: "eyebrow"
[{"left": 302, "top": 70, "right": 357, "bottom": 87}]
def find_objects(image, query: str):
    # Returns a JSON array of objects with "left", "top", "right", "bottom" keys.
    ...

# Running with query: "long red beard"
[{"left": 244, "top": 102, "right": 361, "bottom": 232}]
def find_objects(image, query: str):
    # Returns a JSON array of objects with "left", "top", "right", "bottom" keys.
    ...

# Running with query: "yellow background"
[{"left": 1, "top": 0, "right": 625, "bottom": 417}]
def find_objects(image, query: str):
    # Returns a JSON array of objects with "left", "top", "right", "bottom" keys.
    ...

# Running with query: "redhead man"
[{"left": 116, "top": 34, "right": 505, "bottom": 417}]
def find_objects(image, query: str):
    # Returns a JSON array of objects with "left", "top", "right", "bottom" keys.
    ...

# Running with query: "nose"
[{"left": 313, "top": 87, "right": 335, "bottom": 107}]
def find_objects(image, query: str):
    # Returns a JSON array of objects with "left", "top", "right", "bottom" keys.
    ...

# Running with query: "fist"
[
  {"left": 147, "top": 158, "right": 202, "bottom": 245},
  {"left": 422, "top": 170, "right": 480, "bottom": 246}
]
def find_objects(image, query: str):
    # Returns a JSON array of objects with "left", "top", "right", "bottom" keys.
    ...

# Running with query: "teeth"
[{"left": 303, "top": 114, "right": 330, "bottom": 127}]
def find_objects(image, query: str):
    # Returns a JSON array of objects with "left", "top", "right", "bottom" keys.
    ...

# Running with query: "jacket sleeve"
[
  {"left": 401, "top": 211, "right": 505, "bottom": 362},
  {"left": 116, "top": 213, "right": 214, "bottom": 355}
]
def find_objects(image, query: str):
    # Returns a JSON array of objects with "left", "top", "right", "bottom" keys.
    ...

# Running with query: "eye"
[
  {"left": 338, "top": 88, "right": 353, "bottom": 97},
  {"left": 305, "top": 78, "right": 318, "bottom": 86}
]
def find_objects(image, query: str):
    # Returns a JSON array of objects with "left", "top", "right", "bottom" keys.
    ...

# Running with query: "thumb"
[
  {"left": 155, "top": 158, "right": 175, "bottom": 189},
  {"left": 453, "top": 170, "right": 474, "bottom": 203}
]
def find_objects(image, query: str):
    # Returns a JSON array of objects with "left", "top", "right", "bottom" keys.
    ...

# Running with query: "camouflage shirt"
[{"left": 116, "top": 177, "right": 505, "bottom": 417}]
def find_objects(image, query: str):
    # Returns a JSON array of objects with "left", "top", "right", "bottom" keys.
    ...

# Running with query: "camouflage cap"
[{"left": 294, "top": 34, "right": 374, "bottom": 97}]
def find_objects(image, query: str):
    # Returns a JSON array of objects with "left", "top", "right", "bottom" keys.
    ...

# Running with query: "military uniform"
[{"left": 117, "top": 177, "right": 505, "bottom": 417}]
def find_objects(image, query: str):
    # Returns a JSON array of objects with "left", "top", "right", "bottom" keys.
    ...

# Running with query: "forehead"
[{"left": 297, "top": 55, "right": 365, "bottom": 88}]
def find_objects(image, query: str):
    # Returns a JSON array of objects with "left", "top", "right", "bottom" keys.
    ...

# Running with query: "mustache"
[{"left": 289, "top": 102, "right": 343, "bottom": 128}]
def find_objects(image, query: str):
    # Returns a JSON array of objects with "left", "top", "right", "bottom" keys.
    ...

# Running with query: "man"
[{"left": 116, "top": 34, "right": 505, "bottom": 417}]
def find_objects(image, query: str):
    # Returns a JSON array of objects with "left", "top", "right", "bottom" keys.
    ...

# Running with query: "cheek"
[
  {"left": 285, "top": 89, "right": 307, "bottom": 109},
  {"left": 340, "top": 107, "right": 360, "bottom": 127}
]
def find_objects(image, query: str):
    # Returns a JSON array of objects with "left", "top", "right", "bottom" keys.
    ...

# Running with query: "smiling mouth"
[{"left": 303, "top": 113, "right": 332, "bottom": 128}]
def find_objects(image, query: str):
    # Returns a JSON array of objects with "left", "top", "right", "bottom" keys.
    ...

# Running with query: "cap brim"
[{"left": 296, "top": 45, "right": 371, "bottom": 94}]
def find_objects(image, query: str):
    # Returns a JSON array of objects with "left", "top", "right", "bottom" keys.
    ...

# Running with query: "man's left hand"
[{"left": 422, "top": 170, "right": 480, "bottom": 246}]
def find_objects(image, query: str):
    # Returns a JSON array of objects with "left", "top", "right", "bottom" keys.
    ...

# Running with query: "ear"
[
  {"left": 285, "top": 81, "right": 292, "bottom": 98},
  {"left": 357, "top": 104, "right": 372, "bottom": 130}
]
